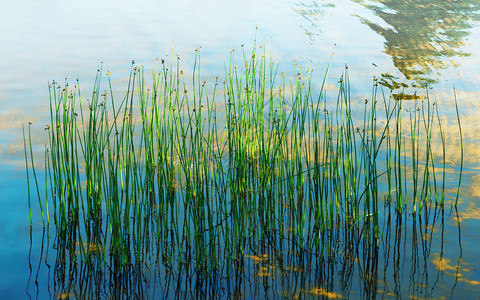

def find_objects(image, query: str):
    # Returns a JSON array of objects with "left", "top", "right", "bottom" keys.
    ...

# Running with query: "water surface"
[{"left": 1, "top": 0, "right": 480, "bottom": 298}]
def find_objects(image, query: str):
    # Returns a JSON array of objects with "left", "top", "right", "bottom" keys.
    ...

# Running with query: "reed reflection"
[
  {"left": 352, "top": 0, "right": 480, "bottom": 85},
  {"left": 27, "top": 203, "right": 464, "bottom": 298}
]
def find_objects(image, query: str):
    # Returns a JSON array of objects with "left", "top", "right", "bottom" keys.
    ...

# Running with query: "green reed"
[
  {"left": 453, "top": 88, "right": 463, "bottom": 206},
  {"left": 26, "top": 42, "right": 463, "bottom": 273}
]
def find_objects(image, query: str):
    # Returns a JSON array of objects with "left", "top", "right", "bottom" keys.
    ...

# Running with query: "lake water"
[{"left": 1, "top": 0, "right": 480, "bottom": 298}]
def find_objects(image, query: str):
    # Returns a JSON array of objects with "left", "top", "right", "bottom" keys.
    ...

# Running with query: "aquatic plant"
[{"left": 24, "top": 41, "right": 463, "bottom": 275}]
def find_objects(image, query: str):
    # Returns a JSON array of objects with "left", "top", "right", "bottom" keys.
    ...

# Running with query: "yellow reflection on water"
[
  {"left": 257, "top": 266, "right": 273, "bottom": 277},
  {"left": 57, "top": 293, "right": 73, "bottom": 299},
  {"left": 376, "top": 289, "right": 396, "bottom": 296},
  {"left": 459, "top": 277, "right": 480, "bottom": 285},
  {"left": 244, "top": 254, "right": 278, "bottom": 277},
  {"left": 244, "top": 253, "right": 269, "bottom": 264},
  {"left": 431, "top": 253, "right": 480, "bottom": 286},
  {"left": 284, "top": 265, "right": 303, "bottom": 272},
  {"left": 352, "top": 0, "right": 480, "bottom": 84},
  {"left": 301, "top": 287, "right": 343, "bottom": 299},
  {"left": 431, "top": 254, "right": 457, "bottom": 272},
  {"left": 74, "top": 241, "right": 104, "bottom": 255},
  {"left": 454, "top": 201, "right": 480, "bottom": 222},
  {"left": 0, "top": 109, "right": 25, "bottom": 131}
]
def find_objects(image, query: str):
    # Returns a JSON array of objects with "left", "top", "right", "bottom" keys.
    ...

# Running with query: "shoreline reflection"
[{"left": 295, "top": 0, "right": 480, "bottom": 87}]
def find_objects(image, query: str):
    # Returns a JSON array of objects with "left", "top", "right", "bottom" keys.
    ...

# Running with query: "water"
[{"left": 1, "top": 0, "right": 480, "bottom": 298}]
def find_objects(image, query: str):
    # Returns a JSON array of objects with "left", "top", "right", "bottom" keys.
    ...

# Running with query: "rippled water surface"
[{"left": 1, "top": 0, "right": 480, "bottom": 298}]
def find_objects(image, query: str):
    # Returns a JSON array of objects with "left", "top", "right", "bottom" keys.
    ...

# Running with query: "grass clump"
[{"left": 24, "top": 41, "right": 463, "bottom": 274}]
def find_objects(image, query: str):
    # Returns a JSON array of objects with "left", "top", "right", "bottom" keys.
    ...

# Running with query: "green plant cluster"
[{"left": 24, "top": 43, "right": 463, "bottom": 273}]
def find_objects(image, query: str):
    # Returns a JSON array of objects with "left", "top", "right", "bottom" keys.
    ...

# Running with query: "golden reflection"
[
  {"left": 454, "top": 201, "right": 480, "bottom": 222},
  {"left": 466, "top": 175, "right": 480, "bottom": 198},
  {"left": 244, "top": 253, "right": 269, "bottom": 264},
  {"left": 57, "top": 293, "right": 73, "bottom": 299},
  {"left": 352, "top": 0, "right": 480, "bottom": 85},
  {"left": 302, "top": 287, "right": 343, "bottom": 299},
  {"left": 431, "top": 254, "right": 457, "bottom": 272},
  {"left": 74, "top": 241, "right": 104, "bottom": 255},
  {"left": 376, "top": 289, "right": 396, "bottom": 296},
  {"left": 284, "top": 265, "right": 303, "bottom": 272},
  {"left": 0, "top": 109, "right": 25, "bottom": 130},
  {"left": 244, "top": 254, "right": 277, "bottom": 277},
  {"left": 459, "top": 278, "right": 480, "bottom": 285},
  {"left": 257, "top": 266, "right": 273, "bottom": 277},
  {"left": 8, "top": 143, "right": 23, "bottom": 155},
  {"left": 431, "top": 253, "right": 480, "bottom": 286}
]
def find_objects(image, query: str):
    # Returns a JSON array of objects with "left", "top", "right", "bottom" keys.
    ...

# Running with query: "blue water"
[{"left": 1, "top": 0, "right": 480, "bottom": 298}]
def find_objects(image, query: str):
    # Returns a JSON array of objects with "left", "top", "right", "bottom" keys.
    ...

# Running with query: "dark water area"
[
  {"left": 1, "top": 0, "right": 480, "bottom": 298},
  {"left": 21, "top": 207, "right": 473, "bottom": 299}
]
